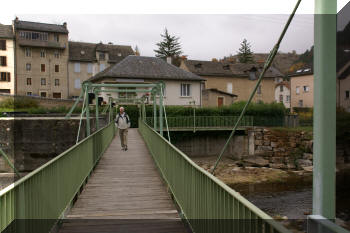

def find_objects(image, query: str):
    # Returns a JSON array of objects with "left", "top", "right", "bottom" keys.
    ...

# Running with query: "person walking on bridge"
[{"left": 115, "top": 106, "right": 131, "bottom": 151}]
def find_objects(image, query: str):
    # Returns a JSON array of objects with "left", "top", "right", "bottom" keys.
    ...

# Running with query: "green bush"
[
  {"left": 117, "top": 101, "right": 286, "bottom": 128},
  {"left": 0, "top": 97, "right": 39, "bottom": 109}
]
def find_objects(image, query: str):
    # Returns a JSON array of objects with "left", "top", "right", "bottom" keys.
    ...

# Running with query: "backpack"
[{"left": 115, "top": 113, "right": 130, "bottom": 125}]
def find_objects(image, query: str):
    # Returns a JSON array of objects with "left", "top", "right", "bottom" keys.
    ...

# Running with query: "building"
[
  {"left": 337, "top": 61, "right": 350, "bottom": 111},
  {"left": 13, "top": 18, "right": 69, "bottom": 98},
  {"left": 68, "top": 41, "right": 134, "bottom": 98},
  {"left": 0, "top": 24, "right": 15, "bottom": 94},
  {"left": 274, "top": 81, "right": 291, "bottom": 108},
  {"left": 180, "top": 60, "right": 284, "bottom": 104},
  {"left": 289, "top": 67, "right": 314, "bottom": 110},
  {"left": 87, "top": 56, "right": 205, "bottom": 106},
  {"left": 202, "top": 88, "right": 237, "bottom": 107}
]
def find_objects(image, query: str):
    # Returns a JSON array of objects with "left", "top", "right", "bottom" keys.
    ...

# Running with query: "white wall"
[
  {"left": 0, "top": 39, "right": 15, "bottom": 94},
  {"left": 274, "top": 85, "right": 291, "bottom": 108},
  {"left": 96, "top": 79, "right": 202, "bottom": 106},
  {"left": 162, "top": 80, "right": 201, "bottom": 106}
]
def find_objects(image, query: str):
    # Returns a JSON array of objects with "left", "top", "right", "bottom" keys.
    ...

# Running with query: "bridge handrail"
[
  {"left": 145, "top": 115, "right": 255, "bottom": 128},
  {"left": 139, "top": 119, "right": 291, "bottom": 233},
  {"left": 0, "top": 121, "right": 115, "bottom": 232}
]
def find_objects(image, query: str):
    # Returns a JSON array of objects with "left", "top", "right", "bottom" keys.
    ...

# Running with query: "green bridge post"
[{"left": 313, "top": 0, "right": 336, "bottom": 220}]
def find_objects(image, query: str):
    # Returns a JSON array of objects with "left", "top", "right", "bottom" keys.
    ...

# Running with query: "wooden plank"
[{"left": 59, "top": 129, "right": 189, "bottom": 233}]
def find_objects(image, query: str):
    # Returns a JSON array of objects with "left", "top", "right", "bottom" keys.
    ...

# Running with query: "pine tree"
[
  {"left": 237, "top": 39, "right": 254, "bottom": 63},
  {"left": 154, "top": 28, "right": 182, "bottom": 59}
]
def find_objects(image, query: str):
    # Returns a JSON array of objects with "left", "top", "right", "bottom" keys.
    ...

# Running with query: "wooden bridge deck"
[{"left": 59, "top": 128, "right": 189, "bottom": 233}]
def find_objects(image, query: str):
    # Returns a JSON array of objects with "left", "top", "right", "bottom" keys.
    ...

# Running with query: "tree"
[
  {"left": 237, "top": 39, "right": 254, "bottom": 63},
  {"left": 154, "top": 28, "right": 182, "bottom": 59},
  {"left": 134, "top": 45, "right": 140, "bottom": 56}
]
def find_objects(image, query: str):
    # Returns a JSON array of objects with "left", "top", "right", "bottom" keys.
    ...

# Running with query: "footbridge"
[{"left": 0, "top": 1, "right": 347, "bottom": 232}]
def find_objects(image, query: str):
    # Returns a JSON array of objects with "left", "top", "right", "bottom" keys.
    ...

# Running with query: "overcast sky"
[
  {"left": 0, "top": 0, "right": 348, "bottom": 60},
  {"left": 9, "top": 14, "right": 314, "bottom": 60}
]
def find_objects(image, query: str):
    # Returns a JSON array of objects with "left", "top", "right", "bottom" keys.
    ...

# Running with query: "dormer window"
[
  {"left": 223, "top": 65, "right": 230, "bottom": 70},
  {"left": 99, "top": 52, "right": 105, "bottom": 60},
  {"left": 249, "top": 71, "right": 256, "bottom": 80},
  {"left": 194, "top": 63, "right": 202, "bottom": 68}
]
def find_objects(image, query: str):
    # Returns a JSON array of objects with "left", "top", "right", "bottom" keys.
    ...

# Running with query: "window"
[
  {"left": 26, "top": 78, "right": 32, "bottom": 85},
  {"left": 54, "top": 34, "right": 59, "bottom": 42},
  {"left": 286, "top": 95, "right": 290, "bottom": 102},
  {"left": 303, "top": 85, "right": 310, "bottom": 92},
  {"left": 298, "top": 100, "right": 303, "bottom": 107},
  {"left": 257, "top": 85, "right": 262, "bottom": 94},
  {"left": 41, "top": 78, "right": 46, "bottom": 86},
  {"left": 249, "top": 72, "right": 256, "bottom": 80},
  {"left": 25, "top": 48, "right": 31, "bottom": 57},
  {"left": 100, "top": 63, "right": 105, "bottom": 72},
  {"left": 181, "top": 84, "right": 191, "bottom": 97},
  {"left": 346, "top": 91, "right": 350, "bottom": 99},
  {"left": 227, "top": 83, "right": 232, "bottom": 93},
  {"left": 74, "top": 63, "right": 80, "bottom": 72},
  {"left": 26, "top": 63, "right": 31, "bottom": 71},
  {"left": 99, "top": 52, "right": 105, "bottom": 60},
  {"left": 26, "top": 92, "right": 32, "bottom": 96},
  {"left": 40, "top": 92, "right": 47, "bottom": 98},
  {"left": 53, "top": 92, "right": 61, "bottom": 99},
  {"left": 0, "top": 40, "right": 6, "bottom": 50},
  {"left": 54, "top": 79, "right": 59, "bottom": 86},
  {"left": 87, "top": 63, "right": 93, "bottom": 73},
  {"left": 40, "top": 49, "right": 46, "bottom": 58},
  {"left": 41, "top": 64, "right": 45, "bottom": 72},
  {"left": 0, "top": 72, "right": 10, "bottom": 82},
  {"left": 0, "top": 56, "right": 6, "bottom": 66},
  {"left": 74, "top": 79, "right": 81, "bottom": 89},
  {"left": 280, "top": 85, "right": 283, "bottom": 92},
  {"left": 55, "top": 65, "right": 59, "bottom": 73},
  {"left": 20, "top": 31, "right": 48, "bottom": 41},
  {"left": 296, "top": 86, "right": 300, "bottom": 94},
  {"left": 279, "top": 95, "right": 283, "bottom": 103},
  {"left": 54, "top": 50, "right": 60, "bottom": 58}
]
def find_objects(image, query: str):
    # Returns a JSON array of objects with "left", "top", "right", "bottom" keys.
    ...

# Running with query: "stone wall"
[
  {"left": 0, "top": 94, "right": 83, "bottom": 109},
  {"left": 247, "top": 128, "right": 313, "bottom": 170},
  {"left": 0, "top": 117, "right": 108, "bottom": 172}
]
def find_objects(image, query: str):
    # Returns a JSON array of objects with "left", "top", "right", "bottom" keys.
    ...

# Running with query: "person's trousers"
[{"left": 119, "top": 128, "right": 128, "bottom": 148}]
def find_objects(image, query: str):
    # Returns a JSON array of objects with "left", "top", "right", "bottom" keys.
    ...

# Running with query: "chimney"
[
  {"left": 63, "top": 22, "right": 67, "bottom": 28},
  {"left": 166, "top": 57, "right": 172, "bottom": 64},
  {"left": 14, "top": 17, "right": 19, "bottom": 23}
]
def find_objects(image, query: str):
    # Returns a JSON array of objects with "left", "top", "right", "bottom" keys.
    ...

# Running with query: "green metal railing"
[
  {"left": 145, "top": 116, "right": 287, "bottom": 130},
  {"left": 146, "top": 116, "right": 254, "bottom": 130},
  {"left": 0, "top": 121, "right": 115, "bottom": 233},
  {"left": 139, "top": 119, "right": 291, "bottom": 233}
]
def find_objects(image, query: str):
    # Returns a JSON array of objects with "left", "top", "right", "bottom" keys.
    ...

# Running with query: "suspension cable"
[{"left": 211, "top": 0, "right": 302, "bottom": 175}]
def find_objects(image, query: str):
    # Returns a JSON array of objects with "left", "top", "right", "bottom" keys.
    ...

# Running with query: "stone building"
[
  {"left": 0, "top": 24, "right": 15, "bottom": 94},
  {"left": 13, "top": 18, "right": 70, "bottom": 98},
  {"left": 180, "top": 59, "right": 284, "bottom": 104},
  {"left": 68, "top": 41, "right": 134, "bottom": 98},
  {"left": 87, "top": 56, "right": 205, "bottom": 106}
]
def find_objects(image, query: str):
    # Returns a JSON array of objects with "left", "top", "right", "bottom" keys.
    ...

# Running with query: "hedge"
[{"left": 116, "top": 101, "right": 287, "bottom": 128}]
